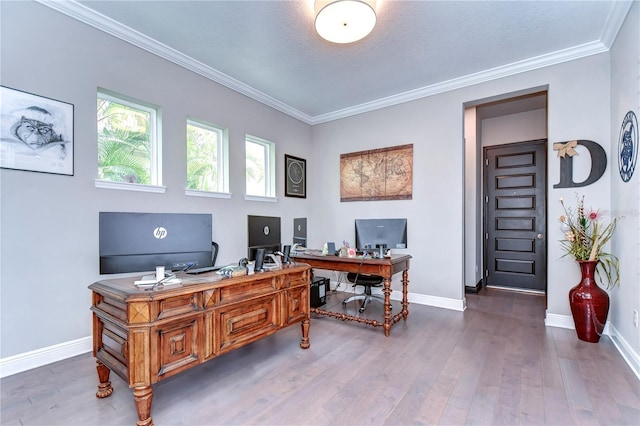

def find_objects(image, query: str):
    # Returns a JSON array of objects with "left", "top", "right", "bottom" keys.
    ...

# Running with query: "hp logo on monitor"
[{"left": 153, "top": 227, "right": 168, "bottom": 239}]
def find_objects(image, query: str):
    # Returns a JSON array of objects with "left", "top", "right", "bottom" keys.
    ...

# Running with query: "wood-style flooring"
[{"left": 1, "top": 287, "right": 639, "bottom": 425}]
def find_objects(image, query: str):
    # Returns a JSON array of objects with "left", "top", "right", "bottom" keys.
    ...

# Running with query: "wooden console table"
[
  {"left": 89, "top": 264, "right": 311, "bottom": 426},
  {"left": 291, "top": 253, "right": 411, "bottom": 336}
]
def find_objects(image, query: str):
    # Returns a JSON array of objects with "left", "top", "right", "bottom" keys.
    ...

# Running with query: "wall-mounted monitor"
[
  {"left": 99, "top": 212, "right": 214, "bottom": 274},
  {"left": 355, "top": 218, "right": 408, "bottom": 250},
  {"left": 247, "top": 215, "right": 281, "bottom": 260}
]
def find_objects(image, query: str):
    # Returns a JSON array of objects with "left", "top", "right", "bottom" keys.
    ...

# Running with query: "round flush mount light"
[{"left": 315, "top": 0, "right": 377, "bottom": 44}]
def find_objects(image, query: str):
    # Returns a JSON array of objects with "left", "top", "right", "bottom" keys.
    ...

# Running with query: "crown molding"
[
  {"left": 310, "top": 39, "right": 610, "bottom": 124},
  {"left": 36, "top": 0, "right": 314, "bottom": 124},
  {"left": 37, "top": 0, "right": 631, "bottom": 126},
  {"left": 599, "top": 0, "right": 634, "bottom": 48}
]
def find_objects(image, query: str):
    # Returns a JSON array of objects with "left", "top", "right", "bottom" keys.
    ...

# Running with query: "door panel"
[{"left": 484, "top": 140, "right": 547, "bottom": 291}]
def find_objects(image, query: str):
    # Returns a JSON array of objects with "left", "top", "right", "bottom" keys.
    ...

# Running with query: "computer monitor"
[
  {"left": 99, "top": 212, "right": 214, "bottom": 274},
  {"left": 355, "top": 218, "right": 408, "bottom": 251},
  {"left": 293, "top": 217, "right": 307, "bottom": 247},
  {"left": 247, "top": 215, "right": 281, "bottom": 261}
]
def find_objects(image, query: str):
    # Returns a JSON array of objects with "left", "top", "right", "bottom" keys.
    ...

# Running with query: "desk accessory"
[
  {"left": 216, "top": 265, "right": 247, "bottom": 278},
  {"left": 263, "top": 254, "right": 281, "bottom": 270},
  {"left": 135, "top": 273, "right": 181, "bottom": 289},
  {"left": 282, "top": 245, "right": 291, "bottom": 263},
  {"left": 155, "top": 266, "right": 165, "bottom": 281},
  {"left": 255, "top": 248, "right": 266, "bottom": 271}
]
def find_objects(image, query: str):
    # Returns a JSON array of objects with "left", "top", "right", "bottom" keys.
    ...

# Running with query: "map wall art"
[{"left": 340, "top": 144, "right": 413, "bottom": 202}]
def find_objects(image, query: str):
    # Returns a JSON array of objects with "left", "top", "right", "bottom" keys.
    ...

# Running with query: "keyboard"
[{"left": 185, "top": 266, "right": 220, "bottom": 275}]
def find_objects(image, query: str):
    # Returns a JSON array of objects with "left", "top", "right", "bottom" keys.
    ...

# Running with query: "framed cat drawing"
[{"left": 1, "top": 86, "right": 74, "bottom": 176}]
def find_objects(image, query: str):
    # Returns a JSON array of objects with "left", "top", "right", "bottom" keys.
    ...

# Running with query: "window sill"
[
  {"left": 244, "top": 195, "right": 278, "bottom": 203},
  {"left": 185, "top": 189, "right": 232, "bottom": 199},
  {"left": 94, "top": 180, "right": 167, "bottom": 193}
]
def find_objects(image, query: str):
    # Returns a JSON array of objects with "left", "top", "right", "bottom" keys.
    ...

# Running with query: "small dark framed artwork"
[
  {"left": 285, "top": 154, "right": 306, "bottom": 198},
  {"left": 0, "top": 86, "right": 74, "bottom": 176}
]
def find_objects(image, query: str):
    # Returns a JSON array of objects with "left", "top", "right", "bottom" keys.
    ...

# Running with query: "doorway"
[{"left": 464, "top": 89, "right": 548, "bottom": 294}]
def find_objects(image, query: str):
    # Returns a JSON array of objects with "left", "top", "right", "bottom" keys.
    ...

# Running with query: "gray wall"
[
  {"left": 481, "top": 109, "right": 547, "bottom": 147},
  {"left": 309, "top": 53, "right": 614, "bottom": 308},
  {"left": 1, "top": 1, "right": 638, "bottom": 372},
  {"left": 609, "top": 1, "right": 640, "bottom": 367},
  {"left": 0, "top": 2, "right": 312, "bottom": 358}
]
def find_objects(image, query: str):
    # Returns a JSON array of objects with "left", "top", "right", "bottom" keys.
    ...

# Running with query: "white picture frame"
[{"left": 1, "top": 86, "right": 74, "bottom": 176}]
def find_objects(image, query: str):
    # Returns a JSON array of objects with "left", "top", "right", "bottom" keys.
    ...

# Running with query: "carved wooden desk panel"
[
  {"left": 89, "top": 264, "right": 311, "bottom": 426},
  {"left": 291, "top": 253, "right": 411, "bottom": 336}
]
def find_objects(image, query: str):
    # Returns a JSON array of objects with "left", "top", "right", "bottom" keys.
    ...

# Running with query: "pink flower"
[{"left": 586, "top": 208, "right": 608, "bottom": 221}]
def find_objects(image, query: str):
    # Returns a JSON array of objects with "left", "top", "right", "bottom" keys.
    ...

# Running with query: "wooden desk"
[
  {"left": 89, "top": 264, "right": 311, "bottom": 426},
  {"left": 291, "top": 253, "right": 411, "bottom": 336}
]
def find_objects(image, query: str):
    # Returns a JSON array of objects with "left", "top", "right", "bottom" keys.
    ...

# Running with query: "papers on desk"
[
  {"left": 299, "top": 249, "right": 324, "bottom": 256},
  {"left": 134, "top": 274, "right": 182, "bottom": 288}
]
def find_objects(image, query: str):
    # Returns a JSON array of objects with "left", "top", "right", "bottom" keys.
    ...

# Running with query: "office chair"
[{"left": 342, "top": 273, "right": 384, "bottom": 313}]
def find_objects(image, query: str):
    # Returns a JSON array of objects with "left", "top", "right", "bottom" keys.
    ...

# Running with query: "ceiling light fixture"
[{"left": 314, "top": 0, "right": 377, "bottom": 44}]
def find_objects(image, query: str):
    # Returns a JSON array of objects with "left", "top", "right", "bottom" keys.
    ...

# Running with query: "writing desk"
[
  {"left": 291, "top": 253, "right": 411, "bottom": 336},
  {"left": 89, "top": 264, "right": 310, "bottom": 426}
]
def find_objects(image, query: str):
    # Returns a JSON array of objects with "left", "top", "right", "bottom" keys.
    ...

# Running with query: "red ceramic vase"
[{"left": 569, "top": 260, "right": 610, "bottom": 343}]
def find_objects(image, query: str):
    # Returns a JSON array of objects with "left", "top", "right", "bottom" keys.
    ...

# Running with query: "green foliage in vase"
[{"left": 559, "top": 194, "right": 620, "bottom": 288}]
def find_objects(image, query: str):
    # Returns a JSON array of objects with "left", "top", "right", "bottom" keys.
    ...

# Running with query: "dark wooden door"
[{"left": 484, "top": 140, "right": 547, "bottom": 292}]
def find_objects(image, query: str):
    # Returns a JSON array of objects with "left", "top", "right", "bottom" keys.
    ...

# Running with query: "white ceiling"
[{"left": 42, "top": 0, "right": 632, "bottom": 124}]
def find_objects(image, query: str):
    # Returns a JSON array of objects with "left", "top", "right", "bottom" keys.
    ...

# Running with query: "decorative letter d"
[{"left": 553, "top": 139, "right": 607, "bottom": 188}]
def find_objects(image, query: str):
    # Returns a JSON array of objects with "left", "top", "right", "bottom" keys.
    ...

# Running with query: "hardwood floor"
[{"left": 2, "top": 287, "right": 639, "bottom": 425}]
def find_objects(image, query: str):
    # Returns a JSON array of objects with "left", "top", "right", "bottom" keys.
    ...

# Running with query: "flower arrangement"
[{"left": 559, "top": 194, "right": 620, "bottom": 288}]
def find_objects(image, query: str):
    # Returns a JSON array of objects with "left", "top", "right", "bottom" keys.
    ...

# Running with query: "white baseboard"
[
  {"left": 330, "top": 280, "right": 466, "bottom": 311},
  {"left": 545, "top": 311, "right": 639, "bottom": 380},
  {"left": 395, "top": 290, "right": 466, "bottom": 311},
  {"left": 5, "top": 304, "right": 634, "bottom": 381},
  {"left": 608, "top": 324, "right": 640, "bottom": 380},
  {"left": 0, "top": 288, "right": 464, "bottom": 379},
  {"left": 0, "top": 336, "right": 92, "bottom": 378},
  {"left": 544, "top": 311, "right": 614, "bottom": 335},
  {"left": 545, "top": 311, "right": 575, "bottom": 329}
]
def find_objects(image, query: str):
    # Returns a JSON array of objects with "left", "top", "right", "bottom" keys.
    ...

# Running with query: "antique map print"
[{"left": 340, "top": 144, "right": 413, "bottom": 202}]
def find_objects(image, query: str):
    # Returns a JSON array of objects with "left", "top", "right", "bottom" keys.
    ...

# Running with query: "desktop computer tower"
[{"left": 310, "top": 277, "right": 329, "bottom": 308}]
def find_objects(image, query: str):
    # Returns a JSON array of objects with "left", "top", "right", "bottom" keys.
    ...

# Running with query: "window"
[
  {"left": 245, "top": 135, "right": 276, "bottom": 198},
  {"left": 97, "top": 90, "right": 160, "bottom": 186},
  {"left": 186, "top": 119, "right": 228, "bottom": 193}
]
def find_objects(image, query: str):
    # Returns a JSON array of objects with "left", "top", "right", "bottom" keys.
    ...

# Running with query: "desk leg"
[
  {"left": 383, "top": 277, "right": 392, "bottom": 336},
  {"left": 300, "top": 318, "right": 310, "bottom": 349},
  {"left": 95, "top": 360, "right": 113, "bottom": 398},
  {"left": 133, "top": 385, "right": 154, "bottom": 426},
  {"left": 402, "top": 269, "right": 409, "bottom": 321}
]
